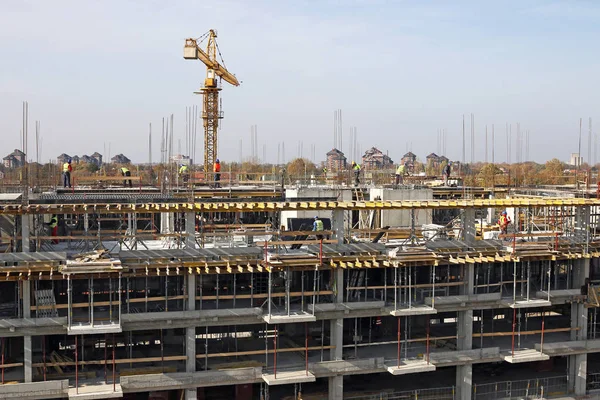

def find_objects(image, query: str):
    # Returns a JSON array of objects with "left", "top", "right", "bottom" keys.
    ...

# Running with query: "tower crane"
[{"left": 184, "top": 30, "right": 240, "bottom": 174}]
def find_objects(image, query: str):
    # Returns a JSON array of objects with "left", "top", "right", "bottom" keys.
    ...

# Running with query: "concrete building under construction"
[{"left": 1, "top": 178, "right": 600, "bottom": 400}]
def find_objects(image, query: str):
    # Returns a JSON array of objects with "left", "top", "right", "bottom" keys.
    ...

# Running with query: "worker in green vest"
[
  {"left": 62, "top": 159, "right": 72, "bottom": 188},
  {"left": 120, "top": 167, "right": 132, "bottom": 187},
  {"left": 351, "top": 161, "right": 361, "bottom": 186},
  {"left": 395, "top": 162, "right": 407, "bottom": 185},
  {"left": 179, "top": 164, "right": 189, "bottom": 184},
  {"left": 313, "top": 216, "right": 324, "bottom": 240},
  {"left": 46, "top": 215, "right": 59, "bottom": 244}
]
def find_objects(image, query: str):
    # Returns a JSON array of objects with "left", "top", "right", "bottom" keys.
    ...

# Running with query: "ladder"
[
  {"left": 353, "top": 188, "right": 372, "bottom": 230},
  {"left": 34, "top": 289, "right": 58, "bottom": 318}
]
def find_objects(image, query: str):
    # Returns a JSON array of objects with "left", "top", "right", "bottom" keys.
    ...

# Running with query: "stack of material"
[{"left": 59, "top": 249, "right": 123, "bottom": 275}]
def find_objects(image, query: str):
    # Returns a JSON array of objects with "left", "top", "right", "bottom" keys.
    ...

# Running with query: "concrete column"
[
  {"left": 328, "top": 233, "right": 344, "bottom": 400},
  {"left": 569, "top": 258, "right": 589, "bottom": 395},
  {"left": 462, "top": 209, "right": 476, "bottom": 245},
  {"left": 21, "top": 214, "right": 30, "bottom": 252},
  {"left": 328, "top": 375, "right": 343, "bottom": 400},
  {"left": 23, "top": 280, "right": 32, "bottom": 382},
  {"left": 332, "top": 209, "right": 344, "bottom": 245},
  {"left": 185, "top": 274, "right": 197, "bottom": 399},
  {"left": 187, "top": 274, "right": 196, "bottom": 311},
  {"left": 456, "top": 263, "right": 474, "bottom": 400},
  {"left": 160, "top": 212, "right": 174, "bottom": 233},
  {"left": 185, "top": 212, "right": 196, "bottom": 249}
]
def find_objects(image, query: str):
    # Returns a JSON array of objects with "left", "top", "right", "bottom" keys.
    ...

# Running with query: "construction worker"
[
  {"left": 313, "top": 216, "right": 324, "bottom": 240},
  {"left": 322, "top": 166, "right": 327, "bottom": 174},
  {"left": 351, "top": 161, "right": 361, "bottom": 186},
  {"left": 498, "top": 211, "right": 511, "bottom": 235},
  {"left": 395, "top": 162, "right": 407, "bottom": 185},
  {"left": 62, "top": 158, "right": 72, "bottom": 188},
  {"left": 443, "top": 162, "right": 452, "bottom": 185},
  {"left": 213, "top": 159, "right": 221, "bottom": 188},
  {"left": 46, "top": 214, "right": 58, "bottom": 244},
  {"left": 179, "top": 164, "right": 189, "bottom": 185},
  {"left": 120, "top": 166, "right": 132, "bottom": 187}
]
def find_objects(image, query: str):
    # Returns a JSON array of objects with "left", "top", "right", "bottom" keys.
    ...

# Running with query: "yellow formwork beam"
[{"left": 2, "top": 196, "right": 598, "bottom": 215}]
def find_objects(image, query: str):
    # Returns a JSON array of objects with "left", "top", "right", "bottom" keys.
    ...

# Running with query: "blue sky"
[{"left": 1, "top": 0, "right": 599, "bottom": 164}]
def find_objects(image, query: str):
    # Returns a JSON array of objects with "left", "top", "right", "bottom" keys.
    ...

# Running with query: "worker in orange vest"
[{"left": 214, "top": 159, "right": 221, "bottom": 188}]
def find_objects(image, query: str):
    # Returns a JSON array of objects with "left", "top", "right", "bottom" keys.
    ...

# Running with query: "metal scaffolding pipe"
[{"left": 75, "top": 335, "right": 79, "bottom": 394}]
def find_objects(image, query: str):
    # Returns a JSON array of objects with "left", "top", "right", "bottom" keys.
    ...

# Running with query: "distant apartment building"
[
  {"left": 326, "top": 148, "right": 347, "bottom": 171},
  {"left": 3, "top": 149, "right": 25, "bottom": 168},
  {"left": 111, "top": 154, "right": 131, "bottom": 164},
  {"left": 56, "top": 153, "right": 71, "bottom": 164},
  {"left": 425, "top": 153, "right": 449, "bottom": 170},
  {"left": 171, "top": 155, "right": 191, "bottom": 166},
  {"left": 400, "top": 151, "right": 417, "bottom": 166},
  {"left": 361, "top": 147, "right": 393, "bottom": 169},
  {"left": 570, "top": 153, "right": 583, "bottom": 167}
]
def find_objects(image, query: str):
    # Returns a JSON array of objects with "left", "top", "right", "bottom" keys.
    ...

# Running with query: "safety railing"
[
  {"left": 345, "top": 386, "right": 456, "bottom": 400},
  {"left": 473, "top": 375, "right": 569, "bottom": 399}
]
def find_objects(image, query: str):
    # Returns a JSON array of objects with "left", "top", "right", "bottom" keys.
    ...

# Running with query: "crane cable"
[{"left": 214, "top": 40, "right": 229, "bottom": 71}]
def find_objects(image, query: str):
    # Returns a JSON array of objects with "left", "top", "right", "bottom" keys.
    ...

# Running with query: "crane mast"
[{"left": 184, "top": 30, "right": 239, "bottom": 174}]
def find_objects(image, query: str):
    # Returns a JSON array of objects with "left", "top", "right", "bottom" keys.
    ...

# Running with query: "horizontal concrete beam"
[
  {"left": 309, "top": 358, "right": 386, "bottom": 377},
  {"left": 120, "top": 368, "right": 263, "bottom": 393},
  {"left": 535, "top": 339, "right": 600, "bottom": 356},
  {"left": 121, "top": 308, "right": 264, "bottom": 330},
  {"left": 0, "top": 380, "right": 68, "bottom": 400},
  {"left": 429, "top": 347, "right": 501, "bottom": 367},
  {"left": 535, "top": 289, "right": 584, "bottom": 305},
  {"left": 0, "top": 317, "right": 67, "bottom": 337}
]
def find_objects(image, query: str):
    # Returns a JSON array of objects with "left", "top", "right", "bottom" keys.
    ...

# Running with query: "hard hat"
[
  {"left": 68, "top": 158, "right": 72, "bottom": 163},
  {"left": 502, "top": 211, "right": 507, "bottom": 215},
  {"left": 216, "top": 159, "right": 220, "bottom": 163},
  {"left": 314, "top": 216, "right": 318, "bottom": 219}
]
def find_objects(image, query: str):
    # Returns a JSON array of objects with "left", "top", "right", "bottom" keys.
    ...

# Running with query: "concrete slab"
[
  {"left": 261, "top": 371, "right": 316, "bottom": 386},
  {"left": 389, "top": 305, "right": 437, "bottom": 316},
  {"left": 263, "top": 312, "right": 316, "bottom": 324},
  {"left": 501, "top": 299, "right": 552, "bottom": 308},
  {"left": 68, "top": 322, "right": 122, "bottom": 335},
  {"left": 502, "top": 349, "right": 550, "bottom": 363},
  {"left": 386, "top": 359, "right": 436, "bottom": 375},
  {"left": 0, "top": 380, "right": 68, "bottom": 399},
  {"left": 68, "top": 383, "right": 123, "bottom": 400}
]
